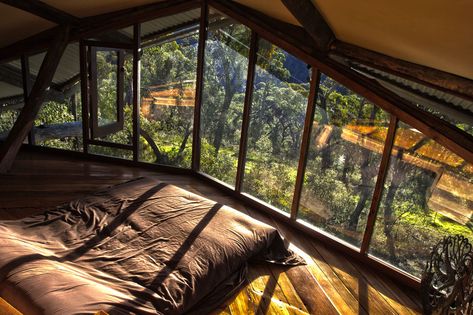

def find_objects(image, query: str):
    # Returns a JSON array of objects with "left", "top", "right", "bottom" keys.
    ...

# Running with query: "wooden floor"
[{"left": 0, "top": 150, "right": 422, "bottom": 314}]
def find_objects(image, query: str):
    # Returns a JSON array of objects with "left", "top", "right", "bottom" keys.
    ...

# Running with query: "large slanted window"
[
  {"left": 297, "top": 74, "right": 390, "bottom": 247},
  {"left": 369, "top": 121, "right": 473, "bottom": 277},
  {"left": 199, "top": 10, "right": 251, "bottom": 186},
  {"left": 242, "top": 39, "right": 310, "bottom": 213},
  {"left": 138, "top": 9, "right": 200, "bottom": 168}
]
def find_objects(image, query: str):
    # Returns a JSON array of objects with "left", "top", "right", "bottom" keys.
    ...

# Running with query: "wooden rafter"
[
  {"left": 0, "top": 0, "right": 80, "bottom": 25},
  {"left": 331, "top": 41, "right": 473, "bottom": 102},
  {"left": 281, "top": 0, "right": 334, "bottom": 53},
  {"left": 0, "top": 27, "right": 70, "bottom": 173},
  {"left": 21, "top": 54, "right": 35, "bottom": 144}
]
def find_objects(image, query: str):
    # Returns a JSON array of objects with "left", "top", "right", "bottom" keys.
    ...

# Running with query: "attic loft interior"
[{"left": 0, "top": 0, "right": 472, "bottom": 314}]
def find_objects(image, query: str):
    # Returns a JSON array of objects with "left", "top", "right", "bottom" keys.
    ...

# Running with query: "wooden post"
[
  {"left": 79, "top": 41, "right": 89, "bottom": 154},
  {"left": 360, "top": 115, "right": 398, "bottom": 253},
  {"left": 191, "top": 1, "right": 208, "bottom": 171},
  {"left": 290, "top": 68, "right": 321, "bottom": 220},
  {"left": 133, "top": 24, "right": 141, "bottom": 162},
  {"left": 281, "top": 0, "right": 334, "bottom": 52},
  {"left": 0, "top": 27, "right": 69, "bottom": 173},
  {"left": 20, "top": 55, "right": 35, "bottom": 145},
  {"left": 235, "top": 31, "right": 258, "bottom": 192}
]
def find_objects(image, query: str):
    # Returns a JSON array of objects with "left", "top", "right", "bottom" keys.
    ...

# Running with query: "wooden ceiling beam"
[
  {"left": 281, "top": 0, "right": 334, "bottom": 53},
  {"left": 0, "top": 0, "right": 80, "bottom": 25},
  {"left": 331, "top": 40, "right": 473, "bottom": 102},
  {"left": 0, "top": 27, "right": 70, "bottom": 173}
]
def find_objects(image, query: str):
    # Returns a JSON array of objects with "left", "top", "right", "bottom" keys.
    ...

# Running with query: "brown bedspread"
[{"left": 0, "top": 177, "right": 303, "bottom": 314}]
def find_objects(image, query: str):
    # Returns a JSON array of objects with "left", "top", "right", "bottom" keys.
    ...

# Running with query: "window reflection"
[
  {"left": 369, "top": 121, "right": 473, "bottom": 277},
  {"left": 298, "top": 73, "right": 389, "bottom": 247}
]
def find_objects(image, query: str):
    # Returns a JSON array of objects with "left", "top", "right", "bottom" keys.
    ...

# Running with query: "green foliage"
[
  {"left": 0, "top": 110, "right": 18, "bottom": 134},
  {"left": 244, "top": 160, "right": 297, "bottom": 211},
  {"left": 200, "top": 140, "right": 237, "bottom": 184},
  {"left": 34, "top": 100, "right": 81, "bottom": 151},
  {"left": 36, "top": 101, "right": 75, "bottom": 125}
]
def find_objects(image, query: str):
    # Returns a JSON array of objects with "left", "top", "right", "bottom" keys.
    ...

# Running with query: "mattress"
[{"left": 0, "top": 177, "right": 303, "bottom": 314}]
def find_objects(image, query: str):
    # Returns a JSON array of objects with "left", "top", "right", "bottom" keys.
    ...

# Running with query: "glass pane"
[
  {"left": 199, "top": 11, "right": 251, "bottom": 186},
  {"left": 0, "top": 59, "right": 23, "bottom": 137},
  {"left": 97, "top": 50, "right": 118, "bottom": 127},
  {"left": 30, "top": 44, "right": 83, "bottom": 151},
  {"left": 139, "top": 11, "right": 199, "bottom": 168},
  {"left": 369, "top": 121, "right": 473, "bottom": 277},
  {"left": 242, "top": 39, "right": 310, "bottom": 212},
  {"left": 298, "top": 74, "right": 390, "bottom": 247},
  {"left": 95, "top": 50, "right": 133, "bottom": 145}
]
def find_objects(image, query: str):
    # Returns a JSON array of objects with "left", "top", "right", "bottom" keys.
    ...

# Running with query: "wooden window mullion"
[
  {"left": 360, "top": 115, "right": 398, "bottom": 254},
  {"left": 290, "top": 68, "right": 321, "bottom": 220},
  {"left": 235, "top": 30, "right": 258, "bottom": 192}
]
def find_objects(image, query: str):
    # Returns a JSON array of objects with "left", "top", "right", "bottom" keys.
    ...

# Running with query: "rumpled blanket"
[{"left": 0, "top": 177, "right": 303, "bottom": 314}]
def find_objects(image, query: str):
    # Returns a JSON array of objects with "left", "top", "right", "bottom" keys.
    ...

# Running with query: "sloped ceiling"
[
  {"left": 0, "top": 3, "right": 54, "bottom": 48},
  {"left": 0, "top": 0, "right": 472, "bottom": 81},
  {"left": 42, "top": 0, "right": 163, "bottom": 18},
  {"left": 235, "top": 0, "right": 473, "bottom": 80},
  {"left": 313, "top": 0, "right": 473, "bottom": 81}
]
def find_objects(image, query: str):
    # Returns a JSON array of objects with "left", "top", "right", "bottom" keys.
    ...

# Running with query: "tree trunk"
[
  {"left": 347, "top": 189, "right": 369, "bottom": 231},
  {"left": 347, "top": 147, "right": 373, "bottom": 230},
  {"left": 346, "top": 104, "right": 378, "bottom": 230},
  {"left": 212, "top": 91, "right": 234, "bottom": 155},
  {"left": 341, "top": 146, "right": 352, "bottom": 184},
  {"left": 139, "top": 128, "right": 166, "bottom": 164},
  {"left": 212, "top": 51, "right": 238, "bottom": 156},
  {"left": 318, "top": 96, "right": 332, "bottom": 171},
  {"left": 178, "top": 126, "right": 191, "bottom": 155},
  {"left": 383, "top": 181, "right": 399, "bottom": 261},
  {"left": 382, "top": 156, "right": 408, "bottom": 262}
]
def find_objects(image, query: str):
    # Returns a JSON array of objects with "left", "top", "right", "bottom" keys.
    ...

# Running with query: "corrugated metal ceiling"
[{"left": 1, "top": 9, "right": 200, "bottom": 102}]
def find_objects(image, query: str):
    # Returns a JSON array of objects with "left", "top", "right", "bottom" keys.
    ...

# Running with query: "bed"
[{"left": 0, "top": 177, "right": 303, "bottom": 314}]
